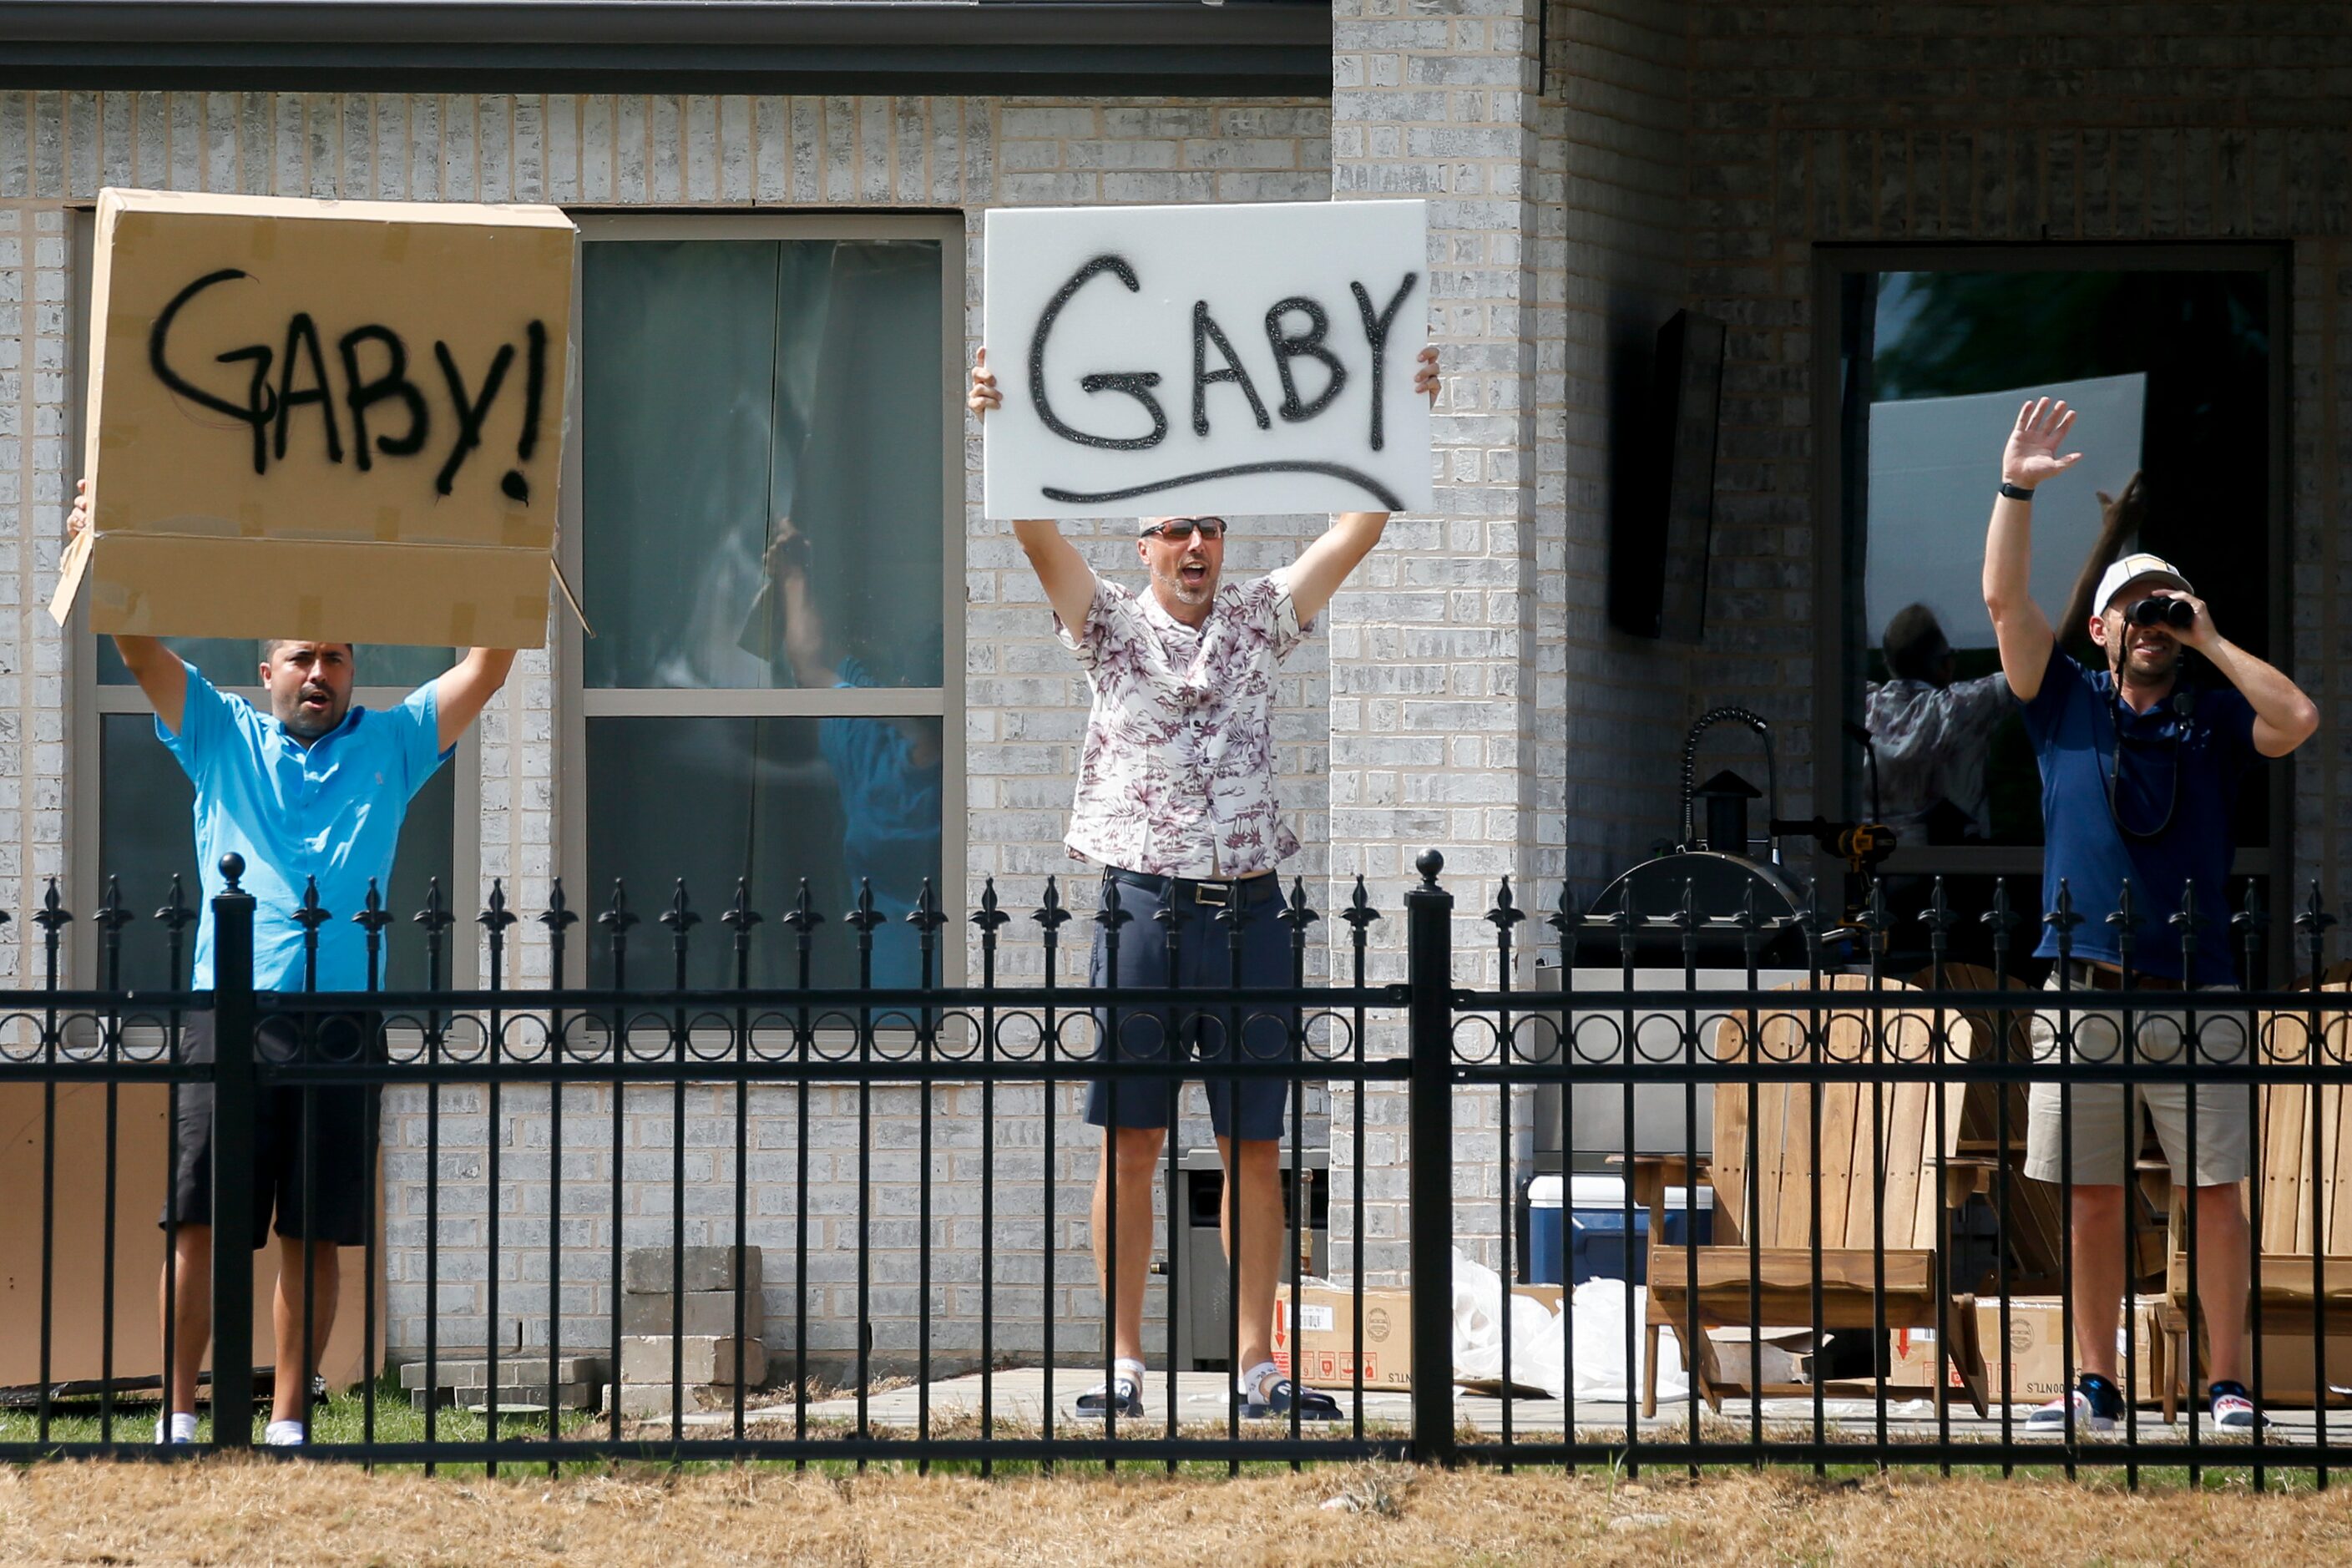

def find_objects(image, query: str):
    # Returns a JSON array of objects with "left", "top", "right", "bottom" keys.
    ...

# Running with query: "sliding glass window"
[{"left": 565, "top": 217, "right": 963, "bottom": 990}]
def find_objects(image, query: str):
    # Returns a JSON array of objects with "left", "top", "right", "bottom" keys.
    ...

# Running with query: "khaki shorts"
[{"left": 2025, "top": 964, "right": 2250, "bottom": 1187}]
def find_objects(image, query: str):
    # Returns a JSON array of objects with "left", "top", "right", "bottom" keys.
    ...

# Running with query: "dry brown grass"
[{"left": 4, "top": 1460, "right": 2352, "bottom": 1566}]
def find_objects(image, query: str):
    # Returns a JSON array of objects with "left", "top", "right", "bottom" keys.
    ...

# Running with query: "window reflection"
[
  {"left": 584, "top": 716, "right": 943, "bottom": 992},
  {"left": 580, "top": 239, "right": 945, "bottom": 691},
  {"left": 1864, "top": 604, "right": 2009, "bottom": 845}
]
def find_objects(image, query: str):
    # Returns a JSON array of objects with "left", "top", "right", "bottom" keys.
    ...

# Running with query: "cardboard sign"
[
  {"left": 53, "top": 188, "right": 576, "bottom": 648},
  {"left": 982, "top": 200, "right": 1431, "bottom": 519}
]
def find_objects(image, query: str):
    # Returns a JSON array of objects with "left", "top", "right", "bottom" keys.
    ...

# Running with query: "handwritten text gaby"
[
  {"left": 148, "top": 267, "right": 552, "bottom": 504},
  {"left": 1028, "top": 252, "right": 1419, "bottom": 507}
]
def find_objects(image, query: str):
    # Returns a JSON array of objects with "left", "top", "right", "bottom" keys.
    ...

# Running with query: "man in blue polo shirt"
[
  {"left": 68, "top": 481, "right": 517, "bottom": 1447},
  {"left": 1982, "top": 401, "right": 2319, "bottom": 1433}
]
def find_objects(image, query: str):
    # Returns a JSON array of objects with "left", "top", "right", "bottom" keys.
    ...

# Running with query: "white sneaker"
[
  {"left": 154, "top": 1412, "right": 198, "bottom": 1444},
  {"left": 262, "top": 1419, "right": 306, "bottom": 1447},
  {"left": 2026, "top": 1388, "right": 2116, "bottom": 1433}
]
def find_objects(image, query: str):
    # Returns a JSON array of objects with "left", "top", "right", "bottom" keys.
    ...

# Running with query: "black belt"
[
  {"left": 1105, "top": 866, "right": 1282, "bottom": 909},
  {"left": 2068, "top": 960, "right": 2184, "bottom": 993}
]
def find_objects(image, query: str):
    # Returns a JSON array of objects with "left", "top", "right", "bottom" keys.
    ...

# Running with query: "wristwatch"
[{"left": 1997, "top": 481, "right": 2036, "bottom": 502}]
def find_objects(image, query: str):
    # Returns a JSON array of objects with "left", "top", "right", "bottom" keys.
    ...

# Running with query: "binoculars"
[{"left": 2123, "top": 595, "right": 2196, "bottom": 630}]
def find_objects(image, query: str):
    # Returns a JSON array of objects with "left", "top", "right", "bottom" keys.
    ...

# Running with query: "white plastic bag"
[
  {"left": 1565, "top": 1277, "right": 1686, "bottom": 1403},
  {"left": 1449, "top": 1250, "right": 1688, "bottom": 1403}
]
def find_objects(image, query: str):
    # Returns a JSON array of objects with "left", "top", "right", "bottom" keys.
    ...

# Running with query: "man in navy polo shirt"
[
  {"left": 1981, "top": 401, "right": 2319, "bottom": 1432},
  {"left": 68, "top": 481, "right": 518, "bottom": 1446}
]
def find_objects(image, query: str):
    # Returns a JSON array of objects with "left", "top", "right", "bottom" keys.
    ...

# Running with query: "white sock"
[
  {"left": 158, "top": 1411, "right": 198, "bottom": 1443},
  {"left": 1239, "top": 1359, "right": 1281, "bottom": 1400},
  {"left": 262, "top": 1419, "right": 306, "bottom": 1446}
]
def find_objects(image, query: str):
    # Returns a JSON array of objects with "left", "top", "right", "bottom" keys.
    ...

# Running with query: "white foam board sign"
[{"left": 982, "top": 200, "right": 1432, "bottom": 520}]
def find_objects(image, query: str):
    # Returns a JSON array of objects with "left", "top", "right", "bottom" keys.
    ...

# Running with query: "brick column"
[{"left": 1329, "top": 2, "right": 1543, "bottom": 1283}]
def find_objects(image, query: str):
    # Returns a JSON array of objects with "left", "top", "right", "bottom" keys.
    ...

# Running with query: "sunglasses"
[{"left": 1142, "top": 517, "right": 1228, "bottom": 542}]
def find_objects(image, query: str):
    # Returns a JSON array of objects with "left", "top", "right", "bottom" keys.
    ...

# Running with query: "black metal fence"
[{"left": 1, "top": 850, "right": 2347, "bottom": 1485}]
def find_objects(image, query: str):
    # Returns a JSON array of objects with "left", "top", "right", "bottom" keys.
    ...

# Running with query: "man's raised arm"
[
  {"left": 1283, "top": 511, "right": 1388, "bottom": 627},
  {"left": 969, "top": 348, "right": 1095, "bottom": 632},
  {"left": 1280, "top": 346, "right": 1440, "bottom": 625},
  {"left": 68, "top": 478, "right": 187, "bottom": 733},
  {"left": 434, "top": 648, "right": 518, "bottom": 754},
  {"left": 1982, "top": 397, "right": 2081, "bottom": 703}
]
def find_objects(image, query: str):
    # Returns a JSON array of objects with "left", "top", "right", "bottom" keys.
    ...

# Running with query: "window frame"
[
  {"left": 555, "top": 212, "right": 968, "bottom": 977},
  {"left": 64, "top": 207, "right": 481, "bottom": 989},
  {"left": 1809, "top": 242, "right": 2293, "bottom": 889}
]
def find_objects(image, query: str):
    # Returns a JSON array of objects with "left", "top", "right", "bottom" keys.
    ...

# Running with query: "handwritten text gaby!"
[
  {"left": 1025, "top": 252, "right": 1420, "bottom": 510},
  {"left": 147, "top": 267, "right": 553, "bottom": 504}
]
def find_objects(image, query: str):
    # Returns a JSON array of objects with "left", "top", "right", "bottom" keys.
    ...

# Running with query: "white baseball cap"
[{"left": 2092, "top": 551, "right": 2193, "bottom": 613}]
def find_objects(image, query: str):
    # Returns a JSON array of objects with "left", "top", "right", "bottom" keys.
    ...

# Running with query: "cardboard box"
[
  {"left": 0, "top": 1081, "right": 381, "bottom": 1391},
  {"left": 1273, "top": 1284, "right": 1414, "bottom": 1390},
  {"left": 1273, "top": 1282, "right": 1569, "bottom": 1393},
  {"left": 2250, "top": 1328, "right": 2352, "bottom": 1407},
  {"left": 2168, "top": 1325, "right": 2352, "bottom": 1409},
  {"left": 54, "top": 188, "right": 575, "bottom": 648},
  {"left": 1873, "top": 1297, "right": 2167, "bottom": 1405},
  {"left": 1710, "top": 1326, "right": 1818, "bottom": 1388}
]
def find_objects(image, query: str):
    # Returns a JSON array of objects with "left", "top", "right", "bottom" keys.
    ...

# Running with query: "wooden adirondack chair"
[
  {"left": 1908, "top": 962, "right": 2071, "bottom": 1294},
  {"left": 1631, "top": 974, "right": 1991, "bottom": 1417},
  {"left": 2158, "top": 994, "right": 2352, "bottom": 1417}
]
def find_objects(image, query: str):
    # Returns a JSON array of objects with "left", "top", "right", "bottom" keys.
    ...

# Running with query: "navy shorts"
[{"left": 1083, "top": 870, "right": 1302, "bottom": 1142}]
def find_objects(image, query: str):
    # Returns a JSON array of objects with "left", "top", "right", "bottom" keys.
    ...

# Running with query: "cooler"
[{"left": 1525, "top": 1174, "right": 1713, "bottom": 1286}]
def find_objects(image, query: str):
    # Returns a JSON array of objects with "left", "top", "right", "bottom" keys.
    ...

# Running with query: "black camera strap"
[{"left": 2101, "top": 653, "right": 2190, "bottom": 842}]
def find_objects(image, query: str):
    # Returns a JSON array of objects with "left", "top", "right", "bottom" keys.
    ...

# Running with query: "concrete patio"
[{"left": 660, "top": 1368, "right": 2338, "bottom": 1449}]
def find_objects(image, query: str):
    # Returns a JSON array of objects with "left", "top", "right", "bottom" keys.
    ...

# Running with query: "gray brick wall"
[
  {"left": 1539, "top": 0, "right": 1695, "bottom": 890},
  {"left": 382, "top": 1081, "right": 1126, "bottom": 1372},
  {"left": 1329, "top": 0, "right": 1547, "bottom": 1285}
]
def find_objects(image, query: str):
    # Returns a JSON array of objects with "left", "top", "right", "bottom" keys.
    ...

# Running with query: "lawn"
[
  {"left": 6, "top": 1458, "right": 2352, "bottom": 1565},
  {"left": 8, "top": 1382, "right": 2352, "bottom": 1563},
  {"left": 0, "top": 1375, "right": 601, "bottom": 1452}
]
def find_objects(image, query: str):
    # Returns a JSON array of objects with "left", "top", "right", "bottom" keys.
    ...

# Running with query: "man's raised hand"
[
  {"left": 968, "top": 347, "right": 1002, "bottom": 420},
  {"left": 2003, "top": 397, "right": 2085, "bottom": 491}
]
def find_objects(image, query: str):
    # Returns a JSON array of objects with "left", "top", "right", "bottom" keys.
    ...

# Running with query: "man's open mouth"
[{"left": 1180, "top": 562, "right": 1208, "bottom": 584}]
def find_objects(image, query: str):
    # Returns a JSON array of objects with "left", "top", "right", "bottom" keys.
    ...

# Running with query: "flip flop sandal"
[
  {"left": 1075, "top": 1358, "right": 1146, "bottom": 1421},
  {"left": 1237, "top": 1375, "right": 1343, "bottom": 1422}
]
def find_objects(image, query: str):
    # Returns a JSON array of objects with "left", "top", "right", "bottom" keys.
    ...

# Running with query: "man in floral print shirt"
[{"left": 969, "top": 344, "right": 1439, "bottom": 1424}]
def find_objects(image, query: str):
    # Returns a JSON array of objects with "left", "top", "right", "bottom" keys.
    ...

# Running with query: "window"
[
  {"left": 1817, "top": 247, "right": 2288, "bottom": 963},
  {"left": 561, "top": 218, "right": 963, "bottom": 990},
  {"left": 67, "top": 214, "right": 469, "bottom": 990}
]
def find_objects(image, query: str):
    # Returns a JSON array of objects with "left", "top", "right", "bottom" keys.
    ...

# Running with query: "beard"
[
  {"left": 278, "top": 686, "right": 345, "bottom": 738},
  {"left": 2120, "top": 639, "right": 2181, "bottom": 682},
  {"left": 1153, "top": 558, "right": 1217, "bottom": 607}
]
